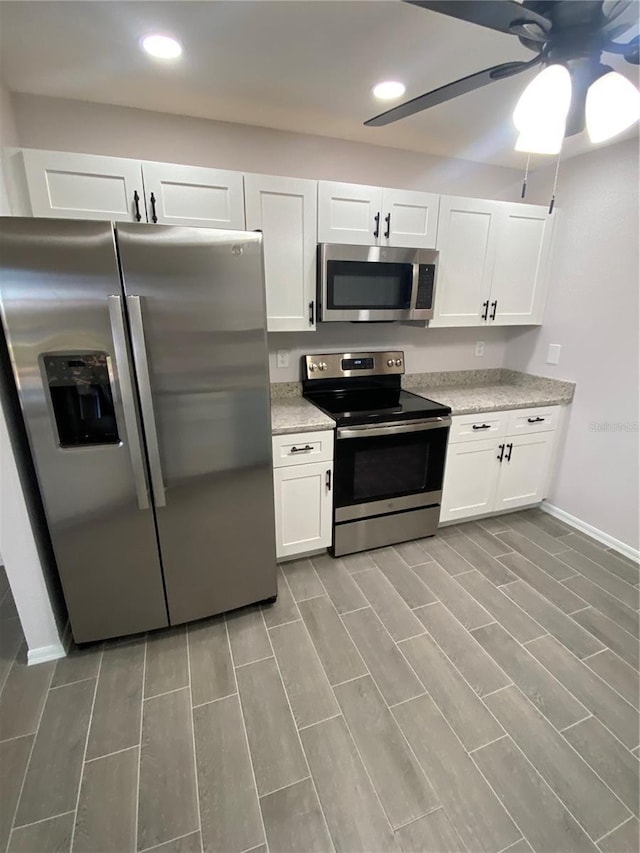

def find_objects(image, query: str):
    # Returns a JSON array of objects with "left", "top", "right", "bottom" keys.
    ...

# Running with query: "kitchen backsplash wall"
[{"left": 268, "top": 325, "right": 508, "bottom": 382}]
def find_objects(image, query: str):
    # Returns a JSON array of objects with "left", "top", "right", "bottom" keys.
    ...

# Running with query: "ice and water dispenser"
[{"left": 42, "top": 352, "right": 120, "bottom": 448}]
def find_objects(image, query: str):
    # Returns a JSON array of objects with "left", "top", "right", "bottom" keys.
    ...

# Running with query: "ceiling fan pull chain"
[
  {"left": 549, "top": 144, "right": 563, "bottom": 214},
  {"left": 521, "top": 153, "right": 531, "bottom": 199}
]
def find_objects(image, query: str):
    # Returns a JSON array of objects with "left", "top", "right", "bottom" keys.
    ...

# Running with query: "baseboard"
[
  {"left": 27, "top": 642, "right": 66, "bottom": 666},
  {"left": 540, "top": 502, "right": 639, "bottom": 564}
]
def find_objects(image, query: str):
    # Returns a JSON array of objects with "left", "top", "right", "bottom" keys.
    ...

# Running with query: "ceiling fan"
[{"left": 365, "top": 1, "right": 640, "bottom": 152}]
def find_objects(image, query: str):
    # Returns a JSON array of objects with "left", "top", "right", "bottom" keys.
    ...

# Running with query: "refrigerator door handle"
[
  {"left": 126, "top": 295, "right": 167, "bottom": 508},
  {"left": 107, "top": 295, "right": 150, "bottom": 511}
]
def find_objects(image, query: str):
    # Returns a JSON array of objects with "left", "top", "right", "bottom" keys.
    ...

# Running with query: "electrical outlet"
[
  {"left": 475, "top": 340, "right": 485, "bottom": 357},
  {"left": 547, "top": 344, "right": 562, "bottom": 365},
  {"left": 276, "top": 349, "right": 290, "bottom": 368}
]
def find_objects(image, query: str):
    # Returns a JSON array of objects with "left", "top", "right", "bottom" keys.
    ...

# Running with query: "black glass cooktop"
[{"left": 304, "top": 387, "right": 451, "bottom": 427}]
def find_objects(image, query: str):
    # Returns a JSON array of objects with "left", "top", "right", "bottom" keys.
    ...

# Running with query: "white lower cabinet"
[
  {"left": 493, "top": 432, "right": 556, "bottom": 512},
  {"left": 272, "top": 430, "right": 334, "bottom": 560},
  {"left": 441, "top": 407, "right": 560, "bottom": 524},
  {"left": 440, "top": 438, "right": 502, "bottom": 522}
]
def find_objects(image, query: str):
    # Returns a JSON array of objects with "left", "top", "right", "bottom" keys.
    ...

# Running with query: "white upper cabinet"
[
  {"left": 141, "top": 162, "right": 245, "bottom": 229},
  {"left": 317, "top": 181, "right": 438, "bottom": 248},
  {"left": 245, "top": 173, "right": 317, "bottom": 332},
  {"left": 490, "top": 202, "right": 554, "bottom": 325},
  {"left": 21, "top": 149, "right": 144, "bottom": 222},
  {"left": 431, "top": 196, "right": 554, "bottom": 327},
  {"left": 431, "top": 196, "right": 498, "bottom": 327},
  {"left": 317, "top": 181, "right": 382, "bottom": 245},
  {"left": 380, "top": 188, "right": 439, "bottom": 248}
]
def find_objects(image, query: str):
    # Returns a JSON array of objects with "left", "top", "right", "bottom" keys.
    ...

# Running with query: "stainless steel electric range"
[{"left": 302, "top": 351, "right": 451, "bottom": 557}]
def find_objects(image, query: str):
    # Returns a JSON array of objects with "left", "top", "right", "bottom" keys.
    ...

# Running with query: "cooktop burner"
[{"left": 301, "top": 350, "right": 451, "bottom": 427}]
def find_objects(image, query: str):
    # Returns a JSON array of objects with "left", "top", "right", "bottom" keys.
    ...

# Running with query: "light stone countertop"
[
  {"left": 270, "top": 369, "right": 575, "bottom": 433},
  {"left": 270, "top": 396, "right": 335, "bottom": 436},
  {"left": 405, "top": 369, "right": 575, "bottom": 415}
]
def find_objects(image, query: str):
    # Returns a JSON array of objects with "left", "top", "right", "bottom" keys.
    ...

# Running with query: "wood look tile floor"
[{"left": 1, "top": 508, "right": 639, "bottom": 853}]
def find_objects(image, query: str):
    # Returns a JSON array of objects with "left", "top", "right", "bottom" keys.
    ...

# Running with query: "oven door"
[{"left": 334, "top": 417, "right": 451, "bottom": 522}]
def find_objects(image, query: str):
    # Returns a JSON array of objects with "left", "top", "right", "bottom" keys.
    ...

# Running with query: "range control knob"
[
  {"left": 395, "top": 358, "right": 403, "bottom": 367},
  {"left": 309, "top": 362, "right": 318, "bottom": 372},
  {"left": 386, "top": 359, "right": 395, "bottom": 367},
  {"left": 319, "top": 362, "right": 328, "bottom": 371}
]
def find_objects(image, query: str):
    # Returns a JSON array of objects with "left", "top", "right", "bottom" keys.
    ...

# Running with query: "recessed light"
[
  {"left": 372, "top": 81, "right": 406, "bottom": 101},
  {"left": 141, "top": 34, "right": 182, "bottom": 60}
]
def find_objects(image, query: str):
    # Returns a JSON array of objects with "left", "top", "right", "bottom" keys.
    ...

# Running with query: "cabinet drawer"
[
  {"left": 449, "top": 411, "right": 507, "bottom": 443},
  {"left": 507, "top": 406, "right": 559, "bottom": 434},
  {"left": 272, "top": 430, "right": 334, "bottom": 467}
]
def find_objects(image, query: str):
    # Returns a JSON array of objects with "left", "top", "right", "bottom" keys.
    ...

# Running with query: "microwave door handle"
[
  {"left": 107, "top": 295, "right": 150, "bottom": 511},
  {"left": 126, "top": 295, "right": 166, "bottom": 508},
  {"left": 337, "top": 416, "right": 452, "bottom": 439}
]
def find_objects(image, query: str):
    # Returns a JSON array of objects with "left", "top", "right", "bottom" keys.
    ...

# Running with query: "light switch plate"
[
  {"left": 475, "top": 341, "right": 485, "bottom": 357},
  {"left": 276, "top": 349, "right": 290, "bottom": 368},
  {"left": 547, "top": 344, "right": 562, "bottom": 365}
]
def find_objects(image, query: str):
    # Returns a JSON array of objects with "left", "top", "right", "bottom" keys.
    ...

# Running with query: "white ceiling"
[{"left": 1, "top": 0, "right": 638, "bottom": 168}]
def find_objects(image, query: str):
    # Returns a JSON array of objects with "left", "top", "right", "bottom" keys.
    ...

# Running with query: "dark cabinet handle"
[
  {"left": 497, "top": 443, "right": 505, "bottom": 462},
  {"left": 326, "top": 469, "right": 332, "bottom": 490},
  {"left": 527, "top": 416, "right": 545, "bottom": 423},
  {"left": 373, "top": 212, "right": 380, "bottom": 238},
  {"left": 291, "top": 445, "right": 313, "bottom": 453},
  {"left": 490, "top": 300, "right": 498, "bottom": 321},
  {"left": 481, "top": 300, "right": 489, "bottom": 321},
  {"left": 309, "top": 301, "right": 314, "bottom": 325},
  {"left": 150, "top": 192, "right": 158, "bottom": 224},
  {"left": 384, "top": 213, "right": 391, "bottom": 239},
  {"left": 133, "top": 190, "right": 142, "bottom": 222},
  {"left": 472, "top": 423, "right": 491, "bottom": 431},
  {"left": 505, "top": 442, "right": 513, "bottom": 462}
]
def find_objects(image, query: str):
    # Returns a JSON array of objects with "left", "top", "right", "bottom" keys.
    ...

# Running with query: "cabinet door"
[
  {"left": 142, "top": 162, "right": 245, "bottom": 228},
  {"left": 245, "top": 174, "right": 317, "bottom": 332},
  {"left": 274, "top": 462, "right": 333, "bottom": 559},
  {"left": 430, "top": 196, "right": 497, "bottom": 327},
  {"left": 440, "top": 439, "right": 501, "bottom": 523},
  {"left": 317, "top": 181, "right": 383, "bottom": 245},
  {"left": 490, "top": 202, "right": 554, "bottom": 325},
  {"left": 494, "top": 432, "right": 555, "bottom": 512},
  {"left": 381, "top": 188, "right": 439, "bottom": 248},
  {"left": 22, "top": 149, "right": 144, "bottom": 221}
]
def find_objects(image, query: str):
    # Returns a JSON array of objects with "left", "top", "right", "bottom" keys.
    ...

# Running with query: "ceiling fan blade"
[
  {"left": 365, "top": 59, "right": 540, "bottom": 127},
  {"left": 604, "top": 34, "right": 640, "bottom": 63},
  {"left": 406, "top": 1, "right": 551, "bottom": 36}
]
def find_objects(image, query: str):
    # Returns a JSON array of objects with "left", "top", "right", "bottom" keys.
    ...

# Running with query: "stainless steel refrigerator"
[{"left": 0, "top": 218, "right": 277, "bottom": 643}]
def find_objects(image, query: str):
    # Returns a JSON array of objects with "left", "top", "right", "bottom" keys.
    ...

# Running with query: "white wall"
[
  {"left": 505, "top": 138, "right": 640, "bottom": 551},
  {"left": 12, "top": 92, "right": 523, "bottom": 200},
  {"left": 269, "top": 326, "right": 508, "bottom": 382},
  {"left": 0, "top": 84, "right": 66, "bottom": 659}
]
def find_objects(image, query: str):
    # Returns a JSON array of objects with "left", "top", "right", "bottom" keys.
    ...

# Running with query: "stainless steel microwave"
[{"left": 317, "top": 243, "right": 438, "bottom": 322}]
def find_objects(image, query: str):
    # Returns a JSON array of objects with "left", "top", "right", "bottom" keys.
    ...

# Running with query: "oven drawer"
[
  {"left": 507, "top": 406, "right": 559, "bottom": 434},
  {"left": 272, "top": 430, "right": 334, "bottom": 467},
  {"left": 334, "top": 505, "right": 441, "bottom": 556},
  {"left": 449, "top": 411, "right": 507, "bottom": 443}
]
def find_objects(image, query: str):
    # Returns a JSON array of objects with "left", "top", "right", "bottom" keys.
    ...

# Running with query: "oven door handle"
[{"left": 337, "top": 416, "right": 451, "bottom": 440}]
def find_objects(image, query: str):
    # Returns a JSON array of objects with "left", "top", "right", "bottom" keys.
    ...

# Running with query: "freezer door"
[
  {"left": 116, "top": 223, "right": 277, "bottom": 623},
  {"left": 0, "top": 218, "right": 168, "bottom": 642}
]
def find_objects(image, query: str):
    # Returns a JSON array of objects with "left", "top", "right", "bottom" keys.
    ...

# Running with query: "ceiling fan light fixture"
[
  {"left": 586, "top": 70, "right": 640, "bottom": 143},
  {"left": 513, "top": 64, "right": 572, "bottom": 154},
  {"left": 372, "top": 81, "right": 406, "bottom": 101}
]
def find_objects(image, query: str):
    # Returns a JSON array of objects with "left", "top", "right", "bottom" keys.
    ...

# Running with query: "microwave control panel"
[{"left": 415, "top": 264, "right": 435, "bottom": 310}]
